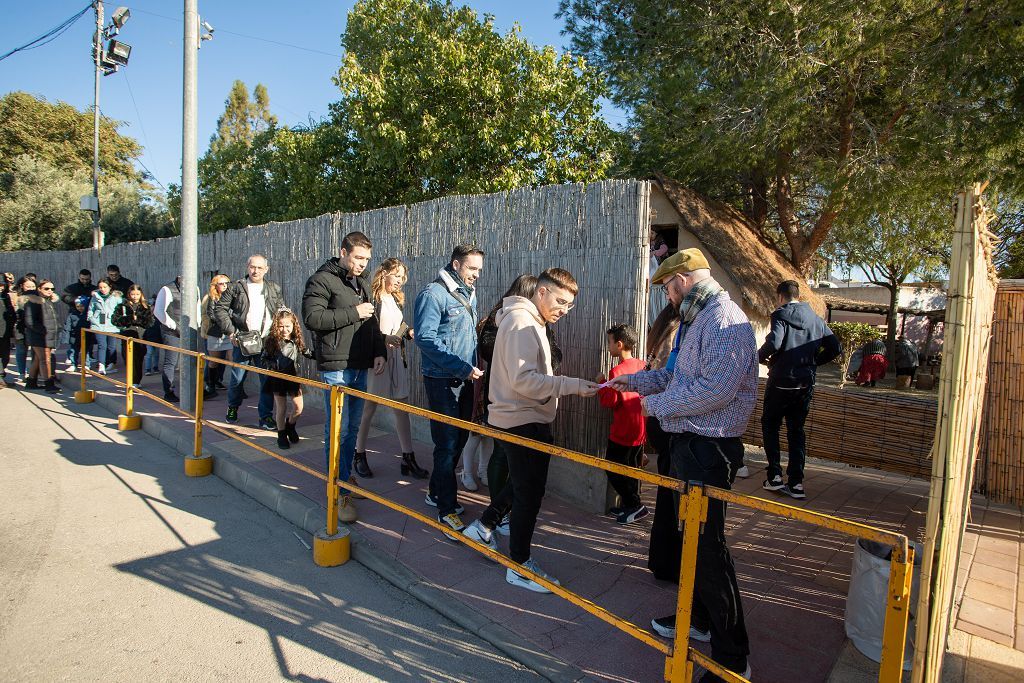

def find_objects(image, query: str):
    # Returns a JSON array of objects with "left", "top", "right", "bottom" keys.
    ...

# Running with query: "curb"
[{"left": 91, "top": 391, "right": 589, "bottom": 683}]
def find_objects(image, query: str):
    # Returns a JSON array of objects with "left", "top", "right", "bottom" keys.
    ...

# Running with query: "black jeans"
[
  {"left": 669, "top": 432, "right": 749, "bottom": 676},
  {"left": 606, "top": 440, "right": 644, "bottom": 508},
  {"left": 120, "top": 332, "right": 146, "bottom": 384},
  {"left": 423, "top": 377, "right": 473, "bottom": 516},
  {"left": 761, "top": 383, "right": 813, "bottom": 485},
  {"left": 500, "top": 422, "right": 554, "bottom": 564}
]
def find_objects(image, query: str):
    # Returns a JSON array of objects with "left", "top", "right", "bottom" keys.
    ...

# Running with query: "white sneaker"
[
  {"left": 736, "top": 465, "right": 750, "bottom": 478},
  {"left": 462, "top": 520, "right": 498, "bottom": 554},
  {"left": 98, "top": 364, "right": 107, "bottom": 375},
  {"left": 506, "top": 557, "right": 560, "bottom": 593},
  {"left": 461, "top": 473, "right": 478, "bottom": 491},
  {"left": 495, "top": 514, "right": 510, "bottom": 536}
]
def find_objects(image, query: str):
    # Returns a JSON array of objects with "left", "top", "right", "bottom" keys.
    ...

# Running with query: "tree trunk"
[{"left": 885, "top": 283, "right": 899, "bottom": 361}]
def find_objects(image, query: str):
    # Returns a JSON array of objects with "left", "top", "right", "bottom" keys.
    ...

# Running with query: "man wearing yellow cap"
[{"left": 606, "top": 247, "right": 756, "bottom": 681}]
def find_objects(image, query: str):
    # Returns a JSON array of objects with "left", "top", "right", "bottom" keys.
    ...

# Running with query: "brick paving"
[{"left": 42, "top": 363, "right": 1024, "bottom": 680}]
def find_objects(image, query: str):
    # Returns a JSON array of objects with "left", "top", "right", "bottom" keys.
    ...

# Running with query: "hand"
[
  {"left": 407, "top": 327, "right": 414, "bottom": 340},
  {"left": 373, "top": 356, "right": 386, "bottom": 375},
  {"left": 385, "top": 334, "right": 401, "bottom": 349},
  {"left": 640, "top": 399, "right": 649, "bottom": 417},
  {"left": 577, "top": 380, "right": 600, "bottom": 397},
  {"left": 595, "top": 373, "right": 606, "bottom": 384},
  {"left": 604, "top": 375, "right": 631, "bottom": 391},
  {"left": 468, "top": 366, "right": 484, "bottom": 380},
  {"left": 356, "top": 302, "right": 374, "bottom": 320},
  {"left": 230, "top": 333, "right": 239, "bottom": 347}
]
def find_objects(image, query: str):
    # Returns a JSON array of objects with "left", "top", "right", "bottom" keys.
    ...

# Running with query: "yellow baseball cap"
[{"left": 651, "top": 248, "right": 711, "bottom": 285}]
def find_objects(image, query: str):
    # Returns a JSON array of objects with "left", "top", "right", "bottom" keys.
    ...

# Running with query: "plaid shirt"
[{"left": 625, "top": 291, "right": 757, "bottom": 438}]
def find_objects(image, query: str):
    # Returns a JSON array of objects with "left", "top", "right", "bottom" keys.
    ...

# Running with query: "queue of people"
[{"left": 5, "top": 240, "right": 861, "bottom": 680}]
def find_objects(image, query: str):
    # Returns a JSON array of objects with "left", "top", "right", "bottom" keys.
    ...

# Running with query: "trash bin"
[{"left": 844, "top": 539, "right": 922, "bottom": 670}]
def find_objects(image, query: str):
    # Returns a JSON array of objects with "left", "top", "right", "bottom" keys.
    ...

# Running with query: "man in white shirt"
[
  {"left": 155, "top": 275, "right": 202, "bottom": 403},
  {"left": 212, "top": 255, "right": 284, "bottom": 429}
]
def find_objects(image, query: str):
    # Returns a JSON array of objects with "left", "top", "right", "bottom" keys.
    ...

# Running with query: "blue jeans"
[
  {"left": 227, "top": 345, "right": 273, "bottom": 419},
  {"left": 15, "top": 342, "right": 28, "bottom": 376},
  {"left": 321, "top": 369, "right": 368, "bottom": 485},
  {"left": 95, "top": 333, "right": 114, "bottom": 369},
  {"left": 423, "top": 376, "right": 473, "bottom": 516}
]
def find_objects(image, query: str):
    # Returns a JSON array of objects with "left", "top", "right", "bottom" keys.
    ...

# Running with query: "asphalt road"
[{"left": 0, "top": 387, "right": 540, "bottom": 682}]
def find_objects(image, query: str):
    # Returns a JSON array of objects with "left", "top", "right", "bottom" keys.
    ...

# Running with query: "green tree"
[
  {"left": 830, "top": 194, "right": 949, "bottom": 357},
  {"left": 0, "top": 91, "right": 143, "bottom": 183},
  {"left": 331, "top": 0, "right": 615, "bottom": 210},
  {"left": 830, "top": 322, "right": 882, "bottom": 389},
  {"left": 209, "top": 80, "right": 278, "bottom": 153},
  {"left": 559, "top": 0, "right": 1024, "bottom": 274}
]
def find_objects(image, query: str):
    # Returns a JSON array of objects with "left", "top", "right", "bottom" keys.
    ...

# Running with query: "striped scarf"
[{"left": 666, "top": 279, "right": 723, "bottom": 372}]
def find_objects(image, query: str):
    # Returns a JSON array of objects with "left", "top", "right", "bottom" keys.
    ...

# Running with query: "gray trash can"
[{"left": 844, "top": 539, "right": 922, "bottom": 670}]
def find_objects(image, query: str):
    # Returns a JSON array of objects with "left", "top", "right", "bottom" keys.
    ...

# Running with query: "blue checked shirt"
[{"left": 624, "top": 291, "right": 758, "bottom": 438}]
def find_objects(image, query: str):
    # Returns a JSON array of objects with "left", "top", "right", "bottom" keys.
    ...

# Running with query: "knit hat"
[
  {"left": 650, "top": 248, "right": 711, "bottom": 285},
  {"left": 76, "top": 295, "right": 90, "bottom": 307}
]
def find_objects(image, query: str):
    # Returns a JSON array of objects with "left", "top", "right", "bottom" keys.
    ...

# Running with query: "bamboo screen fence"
[
  {"left": 742, "top": 381, "right": 937, "bottom": 477},
  {"left": 1, "top": 180, "right": 652, "bottom": 512},
  {"left": 912, "top": 185, "right": 997, "bottom": 682},
  {"left": 977, "top": 280, "right": 1024, "bottom": 505}
]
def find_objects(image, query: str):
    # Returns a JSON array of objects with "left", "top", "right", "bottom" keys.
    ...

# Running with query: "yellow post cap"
[{"left": 651, "top": 248, "right": 710, "bottom": 285}]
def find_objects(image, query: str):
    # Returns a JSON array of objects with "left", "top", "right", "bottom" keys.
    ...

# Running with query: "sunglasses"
[{"left": 40, "top": 286, "right": 54, "bottom": 291}]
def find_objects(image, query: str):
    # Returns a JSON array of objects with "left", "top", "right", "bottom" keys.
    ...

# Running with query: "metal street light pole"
[
  {"left": 91, "top": 0, "right": 103, "bottom": 251},
  {"left": 179, "top": 0, "right": 201, "bottom": 412}
]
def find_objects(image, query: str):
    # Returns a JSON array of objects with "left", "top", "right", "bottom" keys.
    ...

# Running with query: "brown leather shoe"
[{"left": 347, "top": 475, "right": 366, "bottom": 500}]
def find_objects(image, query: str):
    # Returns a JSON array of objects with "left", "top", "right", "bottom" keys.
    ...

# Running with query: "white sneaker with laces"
[
  {"left": 462, "top": 519, "right": 498, "bottom": 554},
  {"left": 506, "top": 557, "right": 559, "bottom": 593},
  {"left": 735, "top": 465, "right": 750, "bottom": 478},
  {"left": 495, "top": 514, "right": 510, "bottom": 536}
]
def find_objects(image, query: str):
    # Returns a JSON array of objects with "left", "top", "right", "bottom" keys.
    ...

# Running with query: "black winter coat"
[
  {"left": 758, "top": 301, "right": 841, "bottom": 388},
  {"left": 301, "top": 258, "right": 385, "bottom": 371},
  {"left": 61, "top": 281, "right": 97, "bottom": 310},
  {"left": 0, "top": 289, "right": 15, "bottom": 339},
  {"left": 113, "top": 300, "right": 155, "bottom": 335},
  {"left": 21, "top": 293, "right": 60, "bottom": 348},
  {"left": 213, "top": 278, "right": 285, "bottom": 337}
]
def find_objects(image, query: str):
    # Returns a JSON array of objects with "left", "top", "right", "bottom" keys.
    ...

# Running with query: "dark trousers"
[
  {"left": 423, "top": 377, "right": 473, "bottom": 516},
  {"left": 761, "top": 383, "right": 813, "bottom": 485},
  {"left": 485, "top": 440, "right": 511, "bottom": 508},
  {"left": 670, "top": 432, "right": 749, "bottom": 674},
  {"left": 120, "top": 332, "right": 146, "bottom": 384},
  {"left": 494, "top": 422, "right": 553, "bottom": 563},
  {"left": 0, "top": 337, "right": 11, "bottom": 376},
  {"left": 606, "top": 440, "right": 644, "bottom": 509},
  {"left": 647, "top": 418, "right": 682, "bottom": 581}
]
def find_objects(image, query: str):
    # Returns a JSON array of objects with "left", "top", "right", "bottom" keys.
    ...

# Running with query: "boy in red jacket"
[{"left": 597, "top": 324, "right": 649, "bottom": 524}]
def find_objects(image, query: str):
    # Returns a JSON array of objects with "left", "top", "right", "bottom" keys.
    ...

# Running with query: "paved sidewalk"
[
  {"left": 0, "top": 387, "right": 539, "bottom": 682},
  {"left": 32, "top": 364, "right": 1024, "bottom": 682}
]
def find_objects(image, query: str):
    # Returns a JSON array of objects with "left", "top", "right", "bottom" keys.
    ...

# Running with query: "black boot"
[
  {"left": 400, "top": 452, "right": 429, "bottom": 479},
  {"left": 285, "top": 420, "right": 299, "bottom": 443},
  {"left": 277, "top": 430, "right": 290, "bottom": 449},
  {"left": 354, "top": 451, "right": 373, "bottom": 478},
  {"left": 25, "top": 375, "right": 39, "bottom": 390},
  {"left": 44, "top": 377, "right": 60, "bottom": 394}
]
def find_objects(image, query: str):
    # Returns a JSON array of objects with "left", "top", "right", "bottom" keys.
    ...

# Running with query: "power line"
[
  {"left": 132, "top": 7, "right": 342, "bottom": 58},
  {"left": 0, "top": 3, "right": 92, "bottom": 62},
  {"left": 121, "top": 70, "right": 165, "bottom": 193}
]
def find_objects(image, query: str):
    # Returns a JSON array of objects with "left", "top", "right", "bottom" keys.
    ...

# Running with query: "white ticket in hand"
[{"left": 597, "top": 380, "right": 617, "bottom": 389}]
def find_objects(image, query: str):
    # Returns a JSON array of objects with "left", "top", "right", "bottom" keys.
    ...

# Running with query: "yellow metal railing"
[{"left": 76, "top": 328, "right": 914, "bottom": 682}]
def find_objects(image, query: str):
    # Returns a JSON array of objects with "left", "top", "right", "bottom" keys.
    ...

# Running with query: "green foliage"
[
  {"left": 0, "top": 91, "right": 143, "bottom": 183},
  {"left": 331, "top": 0, "right": 615, "bottom": 209},
  {"left": 559, "top": 0, "right": 1024, "bottom": 273},
  {"left": 992, "top": 198, "right": 1024, "bottom": 278},
  {"left": 209, "top": 81, "right": 278, "bottom": 153},
  {"left": 0, "top": 155, "right": 173, "bottom": 251},
  {"left": 830, "top": 322, "right": 882, "bottom": 388}
]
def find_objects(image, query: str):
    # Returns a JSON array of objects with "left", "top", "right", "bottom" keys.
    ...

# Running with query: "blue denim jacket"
[{"left": 413, "top": 268, "right": 478, "bottom": 379}]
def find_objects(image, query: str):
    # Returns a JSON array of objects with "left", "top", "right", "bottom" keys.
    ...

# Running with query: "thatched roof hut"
[{"left": 650, "top": 173, "right": 826, "bottom": 333}]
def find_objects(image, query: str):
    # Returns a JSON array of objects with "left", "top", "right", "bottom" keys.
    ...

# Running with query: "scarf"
[{"left": 666, "top": 279, "right": 723, "bottom": 372}]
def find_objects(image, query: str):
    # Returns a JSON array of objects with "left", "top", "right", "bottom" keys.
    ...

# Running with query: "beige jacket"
[{"left": 487, "top": 296, "right": 586, "bottom": 429}]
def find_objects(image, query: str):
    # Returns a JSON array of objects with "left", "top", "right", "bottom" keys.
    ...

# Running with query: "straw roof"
[
  {"left": 652, "top": 174, "right": 826, "bottom": 318},
  {"left": 821, "top": 293, "right": 946, "bottom": 321}
]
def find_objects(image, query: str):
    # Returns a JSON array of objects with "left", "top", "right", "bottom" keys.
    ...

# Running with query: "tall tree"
[
  {"left": 208, "top": 80, "right": 278, "bottom": 153},
  {"left": 331, "top": 0, "right": 615, "bottom": 210},
  {"left": 559, "top": 0, "right": 1024, "bottom": 274},
  {"left": 0, "top": 91, "right": 143, "bottom": 183}
]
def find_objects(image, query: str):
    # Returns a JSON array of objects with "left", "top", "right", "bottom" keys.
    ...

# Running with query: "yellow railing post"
[
  {"left": 314, "top": 385, "right": 349, "bottom": 566},
  {"left": 879, "top": 541, "right": 914, "bottom": 681},
  {"left": 665, "top": 483, "right": 709, "bottom": 682},
  {"left": 74, "top": 326, "right": 94, "bottom": 403},
  {"left": 118, "top": 336, "right": 141, "bottom": 430},
  {"left": 184, "top": 353, "right": 213, "bottom": 477}
]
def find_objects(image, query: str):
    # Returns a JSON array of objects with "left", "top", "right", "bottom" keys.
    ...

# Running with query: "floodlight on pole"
[
  {"left": 106, "top": 39, "right": 131, "bottom": 65},
  {"left": 110, "top": 6, "right": 130, "bottom": 28}
]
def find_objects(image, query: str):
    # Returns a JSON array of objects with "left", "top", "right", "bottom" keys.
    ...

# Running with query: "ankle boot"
[
  {"left": 353, "top": 451, "right": 373, "bottom": 478},
  {"left": 401, "top": 452, "right": 429, "bottom": 479},
  {"left": 285, "top": 420, "right": 299, "bottom": 443},
  {"left": 25, "top": 375, "right": 39, "bottom": 389},
  {"left": 44, "top": 377, "right": 60, "bottom": 394},
  {"left": 277, "top": 430, "right": 290, "bottom": 449}
]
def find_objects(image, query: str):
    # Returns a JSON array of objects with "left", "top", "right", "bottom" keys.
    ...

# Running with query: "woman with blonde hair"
[
  {"left": 201, "top": 274, "right": 232, "bottom": 395},
  {"left": 354, "top": 257, "right": 427, "bottom": 479},
  {"left": 21, "top": 279, "right": 61, "bottom": 393}
]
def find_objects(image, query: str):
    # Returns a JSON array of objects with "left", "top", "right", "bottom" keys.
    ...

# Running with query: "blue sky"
[{"left": 1, "top": 1, "right": 618, "bottom": 193}]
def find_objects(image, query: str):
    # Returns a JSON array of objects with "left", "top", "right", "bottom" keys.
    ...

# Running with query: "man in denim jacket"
[{"left": 413, "top": 244, "right": 485, "bottom": 537}]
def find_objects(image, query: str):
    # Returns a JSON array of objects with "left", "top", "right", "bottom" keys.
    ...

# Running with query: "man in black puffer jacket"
[
  {"left": 302, "top": 231, "right": 385, "bottom": 523},
  {"left": 758, "top": 280, "right": 841, "bottom": 500}
]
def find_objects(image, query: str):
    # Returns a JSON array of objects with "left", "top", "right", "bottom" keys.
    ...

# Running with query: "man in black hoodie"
[
  {"left": 758, "top": 280, "right": 841, "bottom": 500},
  {"left": 302, "top": 231, "right": 386, "bottom": 523}
]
